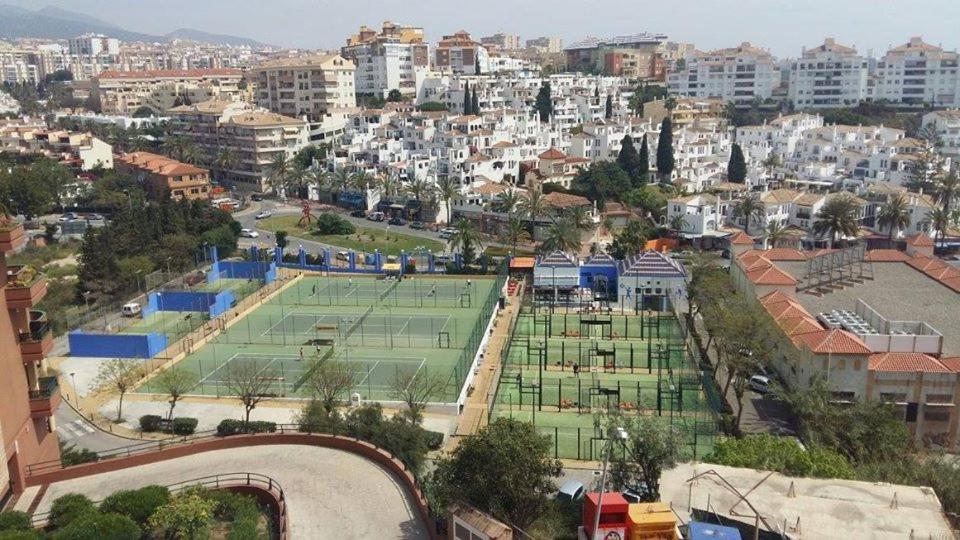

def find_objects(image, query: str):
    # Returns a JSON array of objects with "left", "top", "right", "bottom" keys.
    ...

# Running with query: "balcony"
[
  {"left": 28, "top": 376, "right": 61, "bottom": 419},
  {"left": 5, "top": 266, "right": 48, "bottom": 309},
  {"left": 19, "top": 311, "right": 53, "bottom": 363},
  {"left": 0, "top": 221, "right": 26, "bottom": 252}
]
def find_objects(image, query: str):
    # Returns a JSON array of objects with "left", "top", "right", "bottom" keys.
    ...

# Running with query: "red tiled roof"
[
  {"left": 797, "top": 329, "right": 871, "bottom": 355},
  {"left": 745, "top": 264, "right": 797, "bottom": 286},
  {"left": 98, "top": 68, "right": 241, "bottom": 79},
  {"left": 906, "top": 234, "right": 935, "bottom": 247},
  {"left": 939, "top": 357, "right": 960, "bottom": 372},
  {"left": 780, "top": 316, "right": 824, "bottom": 337},
  {"left": 538, "top": 147, "right": 567, "bottom": 160},
  {"left": 759, "top": 289, "right": 795, "bottom": 306},
  {"left": 753, "top": 248, "right": 808, "bottom": 261},
  {"left": 865, "top": 249, "right": 911, "bottom": 262},
  {"left": 868, "top": 352, "right": 951, "bottom": 373},
  {"left": 940, "top": 276, "right": 960, "bottom": 293},
  {"left": 729, "top": 231, "right": 755, "bottom": 245}
]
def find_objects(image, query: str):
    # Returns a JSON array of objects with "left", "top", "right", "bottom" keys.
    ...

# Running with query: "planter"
[{"left": 0, "top": 223, "right": 26, "bottom": 252}]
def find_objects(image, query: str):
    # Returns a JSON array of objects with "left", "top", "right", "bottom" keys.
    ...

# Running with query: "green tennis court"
[{"left": 119, "top": 311, "right": 208, "bottom": 341}]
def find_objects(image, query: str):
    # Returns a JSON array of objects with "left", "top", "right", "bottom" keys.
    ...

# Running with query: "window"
[
  {"left": 880, "top": 392, "right": 908, "bottom": 403},
  {"left": 924, "top": 408, "right": 950, "bottom": 422},
  {"left": 926, "top": 393, "right": 953, "bottom": 404},
  {"left": 830, "top": 391, "right": 856, "bottom": 402}
]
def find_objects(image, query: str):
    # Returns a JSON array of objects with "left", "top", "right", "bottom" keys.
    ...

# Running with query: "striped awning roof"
[
  {"left": 535, "top": 250, "right": 579, "bottom": 268},
  {"left": 618, "top": 251, "right": 686, "bottom": 279},
  {"left": 582, "top": 252, "right": 618, "bottom": 267}
]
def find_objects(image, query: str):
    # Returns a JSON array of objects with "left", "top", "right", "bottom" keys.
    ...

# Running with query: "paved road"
[
  {"left": 33, "top": 444, "right": 430, "bottom": 539},
  {"left": 54, "top": 402, "right": 135, "bottom": 454}
]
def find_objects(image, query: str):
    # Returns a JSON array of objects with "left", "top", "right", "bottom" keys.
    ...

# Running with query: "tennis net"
[
  {"left": 344, "top": 305, "right": 375, "bottom": 339},
  {"left": 379, "top": 280, "right": 399, "bottom": 301}
]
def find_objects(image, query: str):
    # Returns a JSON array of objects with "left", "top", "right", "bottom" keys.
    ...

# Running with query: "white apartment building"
[
  {"left": 668, "top": 42, "right": 779, "bottom": 104},
  {"left": 168, "top": 100, "right": 309, "bottom": 191},
  {"left": 68, "top": 34, "right": 120, "bottom": 57},
  {"left": 342, "top": 22, "right": 430, "bottom": 99},
  {"left": 0, "top": 125, "right": 113, "bottom": 171},
  {"left": 0, "top": 90, "right": 19, "bottom": 114},
  {"left": 875, "top": 37, "right": 960, "bottom": 107},
  {"left": 92, "top": 68, "right": 244, "bottom": 114},
  {"left": 251, "top": 54, "right": 357, "bottom": 144},
  {"left": 435, "top": 31, "right": 489, "bottom": 74},
  {"left": 480, "top": 34, "right": 521, "bottom": 51},
  {"left": 789, "top": 39, "right": 869, "bottom": 109},
  {"left": 525, "top": 37, "right": 563, "bottom": 54},
  {"left": 921, "top": 109, "right": 960, "bottom": 158}
]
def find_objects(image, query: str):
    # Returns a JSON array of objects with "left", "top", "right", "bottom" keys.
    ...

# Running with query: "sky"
[{"left": 8, "top": 0, "right": 960, "bottom": 57}]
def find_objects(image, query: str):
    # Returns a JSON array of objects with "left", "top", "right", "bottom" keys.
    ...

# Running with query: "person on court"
[
  {"left": 311, "top": 284, "right": 317, "bottom": 296},
  {"left": 298, "top": 347, "right": 304, "bottom": 362}
]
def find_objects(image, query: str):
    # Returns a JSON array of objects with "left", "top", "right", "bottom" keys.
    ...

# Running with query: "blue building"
[{"left": 579, "top": 252, "right": 618, "bottom": 300}]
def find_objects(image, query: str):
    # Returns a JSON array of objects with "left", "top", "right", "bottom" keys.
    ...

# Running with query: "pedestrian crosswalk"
[{"left": 57, "top": 419, "right": 96, "bottom": 441}]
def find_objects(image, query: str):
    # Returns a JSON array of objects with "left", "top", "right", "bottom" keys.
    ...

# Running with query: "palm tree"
[
  {"left": 566, "top": 205, "right": 595, "bottom": 234},
  {"left": 490, "top": 190, "right": 522, "bottom": 214},
  {"left": 518, "top": 188, "right": 549, "bottom": 235},
  {"left": 539, "top": 218, "right": 581, "bottom": 255},
  {"left": 928, "top": 207, "right": 951, "bottom": 249},
  {"left": 266, "top": 152, "right": 292, "bottom": 196},
  {"left": 668, "top": 214, "right": 686, "bottom": 238},
  {"left": 935, "top": 171, "right": 960, "bottom": 215},
  {"left": 287, "top": 161, "right": 310, "bottom": 198},
  {"left": 307, "top": 167, "right": 330, "bottom": 201},
  {"left": 450, "top": 217, "right": 481, "bottom": 265},
  {"left": 349, "top": 171, "right": 375, "bottom": 193},
  {"left": 215, "top": 148, "right": 237, "bottom": 182},
  {"left": 812, "top": 195, "right": 860, "bottom": 248},
  {"left": 499, "top": 214, "right": 530, "bottom": 252},
  {"left": 732, "top": 193, "right": 764, "bottom": 235},
  {"left": 877, "top": 193, "right": 911, "bottom": 245},
  {"left": 435, "top": 175, "right": 459, "bottom": 225},
  {"left": 404, "top": 176, "right": 434, "bottom": 201},
  {"left": 328, "top": 168, "right": 353, "bottom": 203},
  {"left": 764, "top": 220, "right": 789, "bottom": 249},
  {"left": 378, "top": 176, "right": 401, "bottom": 198}
]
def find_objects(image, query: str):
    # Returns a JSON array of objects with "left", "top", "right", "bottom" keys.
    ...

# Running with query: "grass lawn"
[{"left": 258, "top": 215, "right": 444, "bottom": 256}]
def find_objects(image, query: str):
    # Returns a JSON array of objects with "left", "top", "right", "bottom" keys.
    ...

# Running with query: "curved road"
[{"left": 33, "top": 444, "right": 429, "bottom": 539}]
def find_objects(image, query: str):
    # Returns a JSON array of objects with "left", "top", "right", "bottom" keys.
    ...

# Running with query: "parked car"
[
  {"left": 439, "top": 228, "right": 456, "bottom": 239},
  {"left": 621, "top": 483, "right": 654, "bottom": 503},
  {"left": 409, "top": 221, "right": 425, "bottom": 230},
  {"left": 336, "top": 251, "right": 350, "bottom": 261},
  {"left": 120, "top": 303, "right": 142, "bottom": 317},
  {"left": 556, "top": 480, "right": 585, "bottom": 502},
  {"left": 250, "top": 193, "right": 264, "bottom": 201},
  {"left": 748, "top": 374, "right": 771, "bottom": 394},
  {"left": 254, "top": 210, "right": 272, "bottom": 220},
  {"left": 388, "top": 216, "right": 407, "bottom": 226},
  {"left": 367, "top": 211, "right": 385, "bottom": 222},
  {"left": 240, "top": 228, "right": 259, "bottom": 238},
  {"left": 350, "top": 209, "right": 366, "bottom": 218},
  {"left": 58, "top": 212, "right": 78, "bottom": 222}
]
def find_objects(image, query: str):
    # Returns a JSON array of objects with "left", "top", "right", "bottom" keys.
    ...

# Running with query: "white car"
[
  {"left": 240, "top": 228, "right": 260, "bottom": 238},
  {"left": 255, "top": 211, "right": 272, "bottom": 220},
  {"left": 748, "top": 375, "right": 771, "bottom": 394}
]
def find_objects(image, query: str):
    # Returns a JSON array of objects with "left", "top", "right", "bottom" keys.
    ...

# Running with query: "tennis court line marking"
[{"left": 197, "top": 352, "right": 303, "bottom": 386}]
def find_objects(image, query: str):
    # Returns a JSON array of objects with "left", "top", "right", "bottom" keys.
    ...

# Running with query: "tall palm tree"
[
  {"left": 935, "top": 171, "right": 960, "bottom": 215},
  {"left": 928, "top": 207, "right": 951, "bottom": 249},
  {"left": 668, "top": 214, "right": 686, "bottom": 238},
  {"left": 287, "top": 161, "right": 310, "bottom": 198},
  {"left": 435, "top": 175, "right": 459, "bottom": 225},
  {"left": 328, "top": 168, "right": 353, "bottom": 203},
  {"left": 490, "top": 190, "right": 522, "bottom": 214},
  {"left": 307, "top": 167, "right": 330, "bottom": 201},
  {"left": 349, "top": 171, "right": 375, "bottom": 193},
  {"left": 566, "top": 205, "right": 595, "bottom": 233},
  {"left": 266, "top": 152, "right": 292, "bottom": 196},
  {"left": 450, "top": 217, "right": 481, "bottom": 265},
  {"left": 764, "top": 220, "right": 789, "bottom": 249},
  {"left": 378, "top": 176, "right": 401, "bottom": 198},
  {"left": 732, "top": 193, "right": 764, "bottom": 235},
  {"left": 518, "top": 188, "right": 549, "bottom": 234},
  {"left": 539, "top": 218, "right": 581, "bottom": 255},
  {"left": 813, "top": 195, "right": 860, "bottom": 248},
  {"left": 499, "top": 214, "right": 530, "bottom": 252},
  {"left": 215, "top": 148, "right": 237, "bottom": 182},
  {"left": 404, "top": 176, "right": 433, "bottom": 201},
  {"left": 877, "top": 193, "right": 911, "bottom": 245}
]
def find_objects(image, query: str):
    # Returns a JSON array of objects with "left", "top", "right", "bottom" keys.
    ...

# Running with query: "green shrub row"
[
  {"left": 216, "top": 419, "right": 277, "bottom": 436},
  {"left": 138, "top": 415, "right": 198, "bottom": 435}
]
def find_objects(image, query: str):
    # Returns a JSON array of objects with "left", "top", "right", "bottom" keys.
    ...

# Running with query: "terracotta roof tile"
[
  {"left": 729, "top": 231, "right": 755, "bottom": 245},
  {"left": 868, "top": 353, "right": 951, "bottom": 373},
  {"left": 906, "top": 234, "right": 935, "bottom": 247},
  {"left": 759, "top": 290, "right": 795, "bottom": 306},
  {"left": 865, "top": 249, "right": 911, "bottom": 262},
  {"left": 797, "top": 329, "right": 871, "bottom": 355},
  {"left": 538, "top": 147, "right": 567, "bottom": 160},
  {"left": 746, "top": 264, "right": 798, "bottom": 286},
  {"left": 939, "top": 357, "right": 960, "bottom": 372}
]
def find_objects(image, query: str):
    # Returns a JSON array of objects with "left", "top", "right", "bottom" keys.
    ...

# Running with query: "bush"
[
  {"left": 171, "top": 417, "right": 198, "bottom": 435},
  {"left": 217, "top": 419, "right": 277, "bottom": 436},
  {"left": 48, "top": 494, "right": 96, "bottom": 529},
  {"left": 417, "top": 101, "right": 448, "bottom": 112},
  {"left": 99, "top": 486, "right": 170, "bottom": 526},
  {"left": 705, "top": 434, "right": 855, "bottom": 479},
  {"left": 50, "top": 512, "right": 140, "bottom": 540},
  {"left": 139, "top": 415, "right": 163, "bottom": 433},
  {"left": 60, "top": 445, "right": 98, "bottom": 467},
  {"left": 424, "top": 430, "right": 445, "bottom": 451},
  {"left": 314, "top": 213, "right": 355, "bottom": 235},
  {"left": 0, "top": 530, "right": 42, "bottom": 539},
  {"left": 0, "top": 511, "right": 31, "bottom": 532},
  {"left": 205, "top": 491, "right": 261, "bottom": 539}
]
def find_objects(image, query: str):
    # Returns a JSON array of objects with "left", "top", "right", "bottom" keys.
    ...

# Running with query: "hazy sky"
[{"left": 9, "top": 0, "right": 960, "bottom": 57}]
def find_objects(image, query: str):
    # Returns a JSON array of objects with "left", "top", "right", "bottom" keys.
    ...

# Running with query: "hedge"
[
  {"left": 48, "top": 494, "right": 96, "bottom": 529},
  {"left": 99, "top": 486, "right": 170, "bottom": 526},
  {"left": 49, "top": 512, "right": 140, "bottom": 540},
  {"left": 171, "top": 417, "right": 198, "bottom": 435},
  {"left": 138, "top": 415, "right": 163, "bottom": 433},
  {"left": 424, "top": 430, "right": 444, "bottom": 451},
  {"left": 217, "top": 419, "right": 277, "bottom": 436},
  {"left": 0, "top": 511, "right": 31, "bottom": 532}
]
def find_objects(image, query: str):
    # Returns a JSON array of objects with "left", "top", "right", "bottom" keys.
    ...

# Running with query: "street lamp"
[
  {"left": 165, "top": 256, "right": 172, "bottom": 277},
  {"left": 82, "top": 291, "right": 92, "bottom": 313},
  {"left": 69, "top": 372, "right": 79, "bottom": 410},
  {"left": 135, "top": 269, "right": 142, "bottom": 294},
  {"left": 592, "top": 426, "right": 629, "bottom": 540}
]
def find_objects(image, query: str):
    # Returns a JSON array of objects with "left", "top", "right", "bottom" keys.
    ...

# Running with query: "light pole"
[
  {"left": 69, "top": 372, "right": 79, "bottom": 411},
  {"left": 135, "top": 269, "right": 142, "bottom": 295},
  {"left": 165, "top": 256, "right": 172, "bottom": 277},
  {"left": 592, "top": 426, "right": 628, "bottom": 540},
  {"left": 82, "top": 291, "right": 92, "bottom": 313}
]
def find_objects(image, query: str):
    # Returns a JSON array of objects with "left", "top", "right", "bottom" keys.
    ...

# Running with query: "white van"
[
  {"left": 121, "top": 303, "right": 142, "bottom": 318},
  {"left": 748, "top": 375, "right": 771, "bottom": 394}
]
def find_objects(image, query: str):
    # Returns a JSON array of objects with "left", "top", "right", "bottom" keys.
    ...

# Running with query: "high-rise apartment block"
[
  {"left": 788, "top": 39, "right": 869, "bottom": 108},
  {"left": 668, "top": 42, "right": 779, "bottom": 103},
  {"left": 341, "top": 22, "right": 430, "bottom": 98}
]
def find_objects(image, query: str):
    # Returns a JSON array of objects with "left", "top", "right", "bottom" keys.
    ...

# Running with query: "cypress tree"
[
  {"left": 638, "top": 134, "right": 650, "bottom": 184},
  {"left": 463, "top": 81, "right": 471, "bottom": 115},
  {"left": 535, "top": 82, "right": 552, "bottom": 123},
  {"left": 475, "top": 57, "right": 481, "bottom": 76},
  {"left": 472, "top": 89, "right": 480, "bottom": 115},
  {"left": 656, "top": 118, "right": 675, "bottom": 182},
  {"left": 617, "top": 135, "right": 642, "bottom": 186},
  {"left": 728, "top": 143, "right": 748, "bottom": 183},
  {"left": 605, "top": 94, "right": 613, "bottom": 119}
]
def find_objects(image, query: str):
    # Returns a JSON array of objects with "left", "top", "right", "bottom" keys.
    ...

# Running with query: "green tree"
[
  {"left": 498, "top": 214, "right": 530, "bottom": 252},
  {"left": 432, "top": 418, "right": 562, "bottom": 529},
  {"left": 571, "top": 161, "right": 631, "bottom": 207},
  {"left": 94, "top": 359, "right": 141, "bottom": 422},
  {"left": 706, "top": 434, "right": 855, "bottom": 479},
  {"left": 275, "top": 230, "right": 289, "bottom": 249},
  {"left": 539, "top": 217, "right": 581, "bottom": 255},
  {"left": 265, "top": 152, "right": 293, "bottom": 196},
  {"left": 436, "top": 175, "right": 459, "bottom": 225},
  {"left": 727, "top": 143, "right": 748, "bottom": 183},
  {"left": 732, "top": 193, "right": 765, "bottom": 235},
  {"left": 451, "top": 218, "right": 481, "bottom": 266},
  {"left": 490, "top": 190, "right": 522, "bottom": 213},
  {"left": 418, "top": 101, "right": 448, "bottom": 112},
  {"left": 462, "top": 81, "right": 471, "bottom": 115},
  {"left": 99, "top": 486, "right": 171, "bottom": 527},
  {"left": 605, "top": 94, "right": 613, "bottom": 119},
  {"left": 637, "top": 134, "right": 650, "bottom": 185},
  {"left": 51, "top": 512, "right": 141, "bottom": 540},
  {"left": 153, "top": 368, "right": 198, "bottom": 420},
  {"left": 475, "top": 57, "right": 482, "bottom": 76},
  {"left": 600, "top": 413, "right": 684, "bottom": 501},
  {"left": 608, "top": 220, "right": 649, "bottom": 260},
  {"left": 535, "top": 82, "right": 552, "bottom": 123},
  {"left": 471, "top": 89, "right": 480, "bottom": 115},
  {"left": 656, "top": 118, "right": 675, "bottom": 182},
  {"left": 927, "top": 207, "right": 951, "bottom": 249},
  {"left": 617, "top": 135, "right": 642, "bottom": 186},
  {"left": 148, "top": 487, "right": 216, "bottom": 540},
  {"left": 877, "top": 193, "right": 911, "bottom": 244},
  {"left": 935, "top": 170, "right": 960, "bottom": 215},
  {"left": 386, "top": 89, "right": 403, "bottom": 102},
  {"left": 812, "top": 194, "right": 861, "bottom": 248}
]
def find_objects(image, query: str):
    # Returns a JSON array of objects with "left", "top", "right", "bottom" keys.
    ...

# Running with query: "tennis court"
[
  {"left": 138, "top": 270, "right": 508, "bottom": 403},
  {"left": 119, "top": 311, "right": 209, "bottom": 341}
]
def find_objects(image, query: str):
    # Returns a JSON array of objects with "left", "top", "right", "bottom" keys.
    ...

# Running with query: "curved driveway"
[{"left": 33, "top": 444, "right": 429, "bottom": 539}]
